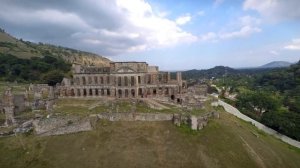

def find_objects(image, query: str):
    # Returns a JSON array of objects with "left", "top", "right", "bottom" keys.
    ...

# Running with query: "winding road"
[{"left": 216, "top": 100, "right": 300, "bottom": 149}]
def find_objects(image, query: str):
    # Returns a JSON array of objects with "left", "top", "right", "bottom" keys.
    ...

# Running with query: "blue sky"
[{"left": 0, "top": 0, "right": 300, "bottom": 70}]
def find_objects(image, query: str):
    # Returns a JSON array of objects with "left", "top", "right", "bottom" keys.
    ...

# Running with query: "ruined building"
[
  {"left": 2, "top": 88, "right": 16, "bottom": 126},
  {"left": 57, "top": 62, "right": 186, "bottom": 100}
]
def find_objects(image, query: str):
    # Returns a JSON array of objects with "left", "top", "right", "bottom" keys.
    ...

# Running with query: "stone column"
[
  {"left": 3, "top": 88, "right": 16, "bottom": 126},
  {"left": 176, "top": 72, "right": 182, "bottom": 82},
  {"left": 107, "top": 76, "right": 110, "bottom": 85},
  {"left": 79, "top": 76, "right": 83, "bottom": 85},
  {"left": 74, "top": 88, "right": 78, "bottom": 97},
  {"left": 167, "top": 72, "right": 171, "bottom": 82},
  {"left": 128, "top": 76, "right": 131, "bottom": 87},
  {"left": 121, "top": 76, "right": 124, "bottom": 87},
  {"left": 135, "top": 76, "right": 139, "bottom": 86},
  {"left": 149, "top": 88, "right": 153, "bottom": 97},
  {"left": 111, "top": 89, "right": 115, "bottom": 97},
  {"left": 77, "top": 88, "right": 81, "bottom": 97},
  {"left": 80, "top": 88, "right": 84, "bottom": 97}
]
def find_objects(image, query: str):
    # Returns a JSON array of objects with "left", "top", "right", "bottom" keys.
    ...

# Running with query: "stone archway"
[
  {"left": 77, "top": 89, "right": 81, "bottom": 97},
  {"left": 118, "top": 89, "right": 122, "bottom": 98},
  {"left": 153, "top": 89, "right": 157, "bottom": 96},
  {"left": 171, "top": 95, "right": 175, "bottom": 100},
  {"left": 70, "top": 89, "right": 75, "bottom": 97},
  {"left": 138, "top": 88, "right": 143, "bottom": 97},
  {"left": 89, "top": 89, "right": 93, "bottom": 96},
  {"left": 83, "top": 89, "right": 87, "bottom": 97},
  {"left": 131, "top": 89, "right": 135, "bottom": 97}
]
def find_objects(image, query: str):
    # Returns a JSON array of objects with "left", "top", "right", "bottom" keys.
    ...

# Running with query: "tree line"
[
  {"left": 0, "top": 53, "right": 71, "bottom": 86},
  {"left": 216, "top": 61, "right": 300, "bottom": 140}
]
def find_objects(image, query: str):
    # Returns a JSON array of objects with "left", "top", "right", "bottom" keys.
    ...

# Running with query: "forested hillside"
[
  {"left": 216, "top": 61, "right": 300, "bottom": 140},
  {"left": 182, "top": 65, "right": 276, "bottom": 80},
  {"left": 0, "top": 28, "right": 110, "bottom": 66},
  {"left": 0, "top": 53, "right": 71, "bottom": 85}
]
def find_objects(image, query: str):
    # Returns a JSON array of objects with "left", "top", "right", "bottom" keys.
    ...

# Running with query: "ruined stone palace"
[{"left": 57, "top": 62, "right": 186, "bottom": 100}]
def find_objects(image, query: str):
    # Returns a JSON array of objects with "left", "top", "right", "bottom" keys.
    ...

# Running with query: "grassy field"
[
  {"left": 0, "top": 111, "right": 300, "bottom": 168},
  {"left": 53, "top": 98, "right": 209, "bottom": 116}
]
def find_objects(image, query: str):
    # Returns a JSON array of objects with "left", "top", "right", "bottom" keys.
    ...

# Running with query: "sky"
[{"left": 0, "top": 0, "right": 300, "bottom": 70}]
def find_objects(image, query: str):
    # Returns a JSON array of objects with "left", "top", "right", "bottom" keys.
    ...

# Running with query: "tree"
[
  {"left": 42, "top": 70, "right": 64, "bottom": 86},
  {"left": 236, "top": 90, "right": 281, "bottom": 116}
]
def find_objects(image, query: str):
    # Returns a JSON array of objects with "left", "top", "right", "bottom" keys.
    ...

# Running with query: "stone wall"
[
  {"left": 33, "top": 116, "right": 92, "bottom": 136},
  {"left": 97, "top": 111, "right": 219, "bottom": 131},
  {"left": 173, "top": 112, "right": 219, "bottom": 130},
  {"left": 13, "top": 95, "right": 26, "bottom": 114},
  {"left": 96, "top": 112, "right": 173, "bottom": 121}
]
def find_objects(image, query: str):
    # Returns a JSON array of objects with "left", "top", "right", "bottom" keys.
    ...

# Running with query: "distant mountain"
[
  {"left": 182, "top": 65, "right": 279, "bottom": 80},
  {"left": 182, "top": 66, "right": 237, "bottom": 80},
  {"left": 259, "top": 61, "right": 292, "bottom": 68},
  {"left": 0, "top": 28, "right": 110, "bottom": 66}
]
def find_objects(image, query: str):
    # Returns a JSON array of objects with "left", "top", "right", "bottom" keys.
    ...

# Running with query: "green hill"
[{"left": 0, "top": 28, "right": 110, "bottom": 66}]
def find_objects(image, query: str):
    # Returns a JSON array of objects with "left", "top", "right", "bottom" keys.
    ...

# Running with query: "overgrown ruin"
[
  {"left": 57, "top": 62, "right": 187, "bottom": 102},
  {"left": 0, "top": 61, "right": 218, "bottom": 136}
]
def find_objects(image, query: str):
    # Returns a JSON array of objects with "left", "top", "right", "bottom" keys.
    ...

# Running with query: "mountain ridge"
[
  {"left": 0, "top": 28, "right": 111, "bottom": 66},
  {"left": 259, "top": 61, "right": 292, "bottom": 68}
]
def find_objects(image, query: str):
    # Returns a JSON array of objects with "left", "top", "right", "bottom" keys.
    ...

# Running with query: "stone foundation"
[
  {"left": 96, "top": 112, "right": 173, "bottom": 121},
  {"left": 33, "top": 116, "right": 92, "bottom": 136},
  {"left": 96, "top": 111, "right": 219, "bottom": 131}
]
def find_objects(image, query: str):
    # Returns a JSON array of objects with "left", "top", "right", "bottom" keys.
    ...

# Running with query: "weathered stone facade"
[
  {"left": 173, "top": 112, "right": 219, "bottom": 130},
  {"left": 2, "top": 88, "right": 16, "bottom": 126},
  {"left": 57, "top": 62, "right": 186, "bottom": 100}
]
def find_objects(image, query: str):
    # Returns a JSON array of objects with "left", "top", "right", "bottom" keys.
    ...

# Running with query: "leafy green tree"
[{"left": 42, "top": 70, "right": 64, "bottom": 86}]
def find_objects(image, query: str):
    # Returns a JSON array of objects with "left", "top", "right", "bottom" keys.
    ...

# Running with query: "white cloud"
[
  {"left": 197, "top": 10, "right": 205, "bottom": 16},
  {"left": 157, "top": 11, "right": 169, "bottom": 17},
  {"left": 269, "top": 50, "right": 279, "bottom": 55},
  {"left": 0, "top": 0, "right": 197, "bottom": 56},
  {"left": 284, "top": 38, "right": 300, "bottom": 50},
  {"left": 220, "top": 26, "right": 261, "bottom": 39},
  {"left": 239, "top": 15, "right": 261, "bottom": 26},
  {"left": 199, "top": 32, "right": 218, "bottom": 42},
  {"left": 243, "top": 0, "right": 300, "bottom": 22},
  {"left": 214, "top": 0, "right": 224, "bottom": 7},
  {"left": 175, "top": 14, "right": 192, "bottom": 25},
  {"left": 199, "top": 15, "right": 262, "bottom": 41},
  {"left": 115, "top": 0, "right": 197, "bottom": 47}
]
